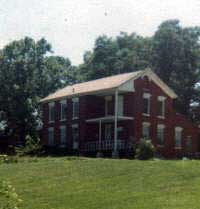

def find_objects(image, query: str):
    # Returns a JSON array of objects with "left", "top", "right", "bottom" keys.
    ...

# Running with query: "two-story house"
[{"left": 40, "top": 69, "right": 199, "bottom": 158}]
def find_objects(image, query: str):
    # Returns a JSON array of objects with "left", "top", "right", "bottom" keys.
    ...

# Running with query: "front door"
[{"left": 105, "top": 124, "right": 112, "bottom": 140}]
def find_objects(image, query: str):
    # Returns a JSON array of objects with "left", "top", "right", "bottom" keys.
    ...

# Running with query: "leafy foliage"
[
  {"left": 0, "top": 181, "right": 22, "bottom": 209},
  {"left": 78, "top": 20, "right": 200, "bottom": 122},
  {"left": 135, "top": 139, "right": 155, "bottom": 160},
  {"left": 0, "top": 37, "right": 74, "bottom": 142},
  {"left": 0, "top": 155, "right": 18, "bottom": 164},
  {"left": 77, "top": 33, "right": 152, "bottom": 81},
  {"left": 15, "top": 135, "right": 43, "bottom": 156},
  {"left": 152, "top": 20, "right": 200, "bottom": 117}
]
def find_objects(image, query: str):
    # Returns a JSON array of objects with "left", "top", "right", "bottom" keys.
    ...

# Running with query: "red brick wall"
[{"left": 132, "top": 76, "right": 199, "bottom": 158}]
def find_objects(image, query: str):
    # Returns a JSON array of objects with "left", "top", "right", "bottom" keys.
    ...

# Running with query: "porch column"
[
  {"left": 112, "top": 89, "right": 119, "bottom": 158},
  {"left": 99, "top": 119, "right": 102, "bottom": 150},
  {"left": 97, "top": 119, "right": 103, "bottom": 157}
]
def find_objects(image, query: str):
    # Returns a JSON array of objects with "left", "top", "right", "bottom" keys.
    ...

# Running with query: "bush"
[
  {"left": 0, "top": 155, "right": 18, "bottom": 164},
  {"left": 135, "top": 139, "right": 155, "bottom": 160},
  {"left": 0, "top": 181, "right": 22, "bottom": 209},
  {"left": 15, "top": 135, "right": 43, "bottom": 156},
  {"left": 0, "top": 155, "right": 8, "bottom": 163}
]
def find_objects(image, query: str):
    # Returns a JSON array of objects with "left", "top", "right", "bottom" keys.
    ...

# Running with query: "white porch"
[{"left": 85, "top": 91, "right": 134, "bottom": 157}]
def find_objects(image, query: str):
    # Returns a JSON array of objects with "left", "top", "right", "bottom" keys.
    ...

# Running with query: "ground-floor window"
[
  {"left": 48, "top": 127, "right": 54, "bottom": 146},
  {"left": 105, "top": 124, "right": 112, "bottom": 140},
  {"left": 72, "top": 124, "right": 79, "bottom": 149},
  {"left": 185, "top": 136, "right": 192, "bottom": 152},
  {"left": 117, "top": 126, "right": 123, "bottom": 140},
  {"left": 142, "top": 122, "right": 150, "bottom": 139},
  {"left": 175, "top": 127, "right": 183, "bottom": 148},
  {"left": 60, "top": 125, "right": 66, "bottom": 146},
  {"left": 157, "top": 124, "right": 165, "bottom": 146}
]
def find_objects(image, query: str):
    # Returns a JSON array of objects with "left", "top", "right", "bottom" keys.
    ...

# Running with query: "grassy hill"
[{"left": 1, "top": 157, "right": 200, "bottom": 209}]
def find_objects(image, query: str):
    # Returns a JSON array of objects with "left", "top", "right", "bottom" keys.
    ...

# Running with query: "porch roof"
[{"left": 86, "top": 115, "right": 134, "bottom": 123}]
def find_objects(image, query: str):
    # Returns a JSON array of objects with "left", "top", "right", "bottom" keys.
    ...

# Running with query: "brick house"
[{"left": 40, "top": 69, "right": 199, "bottom": 158}]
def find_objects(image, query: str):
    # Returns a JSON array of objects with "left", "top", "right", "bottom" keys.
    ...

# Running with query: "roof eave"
[{"left": 39, "top": 87, "right": 118, "bottom": 103}]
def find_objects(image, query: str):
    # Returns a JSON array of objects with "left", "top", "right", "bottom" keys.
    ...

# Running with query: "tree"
[
  {"left": 78, "top": 20, "right": 200, "bottom": 121},
  {"left": 0, "top": 37, "right": 74, "bottom": 143},
  {"left": 77, "top": 33, "right": 152, "bottom": 81},
  {"left": 152, "top": 20, "right": 200, "bottom": 117},
  {"left": 43, "top": 56, "right": 76, "bottom": 94}
]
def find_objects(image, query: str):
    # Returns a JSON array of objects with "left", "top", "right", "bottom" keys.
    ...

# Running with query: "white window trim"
[
  {"left": 48, "top": 127, "right": 54, "bottom": 146},
  {"left": 72, "top": 97, "right": 79, "bottom": 120},
  {"left": 157, "top": 96, "right": 166, "bottom": 119},
  {"left": 72, "top": 123, "right": 79, "bottom": 149},
  {"left": 175, "top": 126, "right": 183, "bottom": 148},
  {"left": 157, "top": 124, "right": 165, "bottom": 146},
  {"left": 60, "top": 100, "right": 67, "bottom": 121},
  {"left": 48, "top": 102, "right": 55, "bottom": 123},
  {"left": 72, "top": 123, "right": 79, "bottom": 128},
  {"left": 142, "top": 93, "right": 151, "bottom": 116},
  {"left": 105, "top": 96, "right": 112, "bottom": 116},
  {"left": 142, "top": 122, "right": 150, "bottom": 139},
  {"left": 60, "top": 125, "right": 66, "bottom": 147}
]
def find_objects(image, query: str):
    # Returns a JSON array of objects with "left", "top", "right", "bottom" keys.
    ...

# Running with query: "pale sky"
[{"left": 0, "top": 0, "right": 200, "bottom": 65}]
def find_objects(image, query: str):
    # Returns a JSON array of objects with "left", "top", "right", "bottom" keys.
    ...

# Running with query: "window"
[
  {"left": 142, "top": 122, "right": 150, "bottom": 139},
  {"left": 60, "top": 100, "right": 67, "bottom": 121},
  {"left": 175, "top": 127, "right": 183, "bottom": 148},
  {"left": 118, "top": 95, "right": 124, "bottom": 116},
  {"left": 143, "top": 93, "right": 151, "bottom": 115},
  {"left": 186, "top": 136, "right": 192, "bottom": 152},
  {"left": 157, "top": 96, "right": 166, "bottom": 118},
  {"left": 48, "top": 127, "right": 54, "bottom": 146},
  {"left": 72, "top": 98, "right": 79, "bottom": 119},
  {"left": 60, "top": 126, "right": 66, "bottom": 146},
  {"left": 117, "top": 126, "right": 123, "bottom": 141},
  {"left": 105, "top": 124, "right": 112, "bottom": 140},
  {"left": 48, "top": 102, "right": 55, "bottom": 122},
  {"left": 105, "top": 96, "right": 113, "bottom": 116},
  {"left": 72, "top": 124, "right": 79, "bottom": 149},
  {"left": 157, "top": 124, "right": 165, "bottom": 146}
]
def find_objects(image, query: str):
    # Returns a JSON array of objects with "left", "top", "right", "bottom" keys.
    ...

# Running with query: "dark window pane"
[
  {"left": 143, "top": 98, "right": 149, "bottom": 114},
  {"left": 158, "top": 101, "right": 163, "bottom": 116}
]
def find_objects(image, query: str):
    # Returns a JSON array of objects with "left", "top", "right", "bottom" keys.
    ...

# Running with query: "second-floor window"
[
  {"left": 143, "top": 93, "right": 151, "bottom": 115},
  {"left": 60, "top": 100, "right": 67, "bottom": 121},
  {"left": 118, "top": 95, "right": 124, "bottom": 116},
  {"left": 105, "top": 96, "right": 113, "bottom": 116},
  {"left": 48, "top": 102, "right": 55, "bottom": 122},
  {"left": 157, "top": 96, "right": 166, "bottom": 118},
  {"left": 72, "top": 98, "right": 79, "bottom": 119},
  {"left": 175, "top": 127, "right": 183, "bottom": 148}
]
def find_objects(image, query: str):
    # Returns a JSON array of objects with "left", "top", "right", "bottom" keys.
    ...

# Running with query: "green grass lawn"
[{"left": 1, "top": 157, "right": 200, "bottom": 209}]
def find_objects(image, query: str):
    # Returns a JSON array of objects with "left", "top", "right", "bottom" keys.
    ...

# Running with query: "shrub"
[
  {"left": 0, "top": 155, "right": 18, "bottom": 164},
  {"left": 0, "top": 155, "right": 8, "bottom": 163},
  {"left": 135, "top": 139, "right": 155, "bottom": 160},
  {"left": 15, "top": 135, "right": 43, "bottom": 156},
  {"left": 0, "top": 181, "right": 22, "bottom": 209}
]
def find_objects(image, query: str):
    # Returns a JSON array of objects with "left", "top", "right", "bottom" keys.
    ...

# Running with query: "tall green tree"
[
  {"left": 77, "top": 33, "right": 152, "bottom": 81},
  {"left": 0, "top": 37, "right": 74, "bottom": 143},
  {"left": 152, "top": 20, "right": 200, "bottom": 117},
  {"left": 78, "top": 20, "right": 200, "bottom": 121}
]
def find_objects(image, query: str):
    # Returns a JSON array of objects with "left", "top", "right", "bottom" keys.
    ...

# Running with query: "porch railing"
[{"left": 83, "top": 140, "right": 132, "bottom": 151}]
